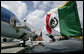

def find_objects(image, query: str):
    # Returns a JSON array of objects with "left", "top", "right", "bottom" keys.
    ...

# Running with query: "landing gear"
[
  {"left": 19, "top": 40, "right": 26, "bottom": 47},
  {"left": 23, "top": 40, "right": 26, "bottom": 47},
  {"left": 19, "top": 33, "right": 27, "bottom": 47}
]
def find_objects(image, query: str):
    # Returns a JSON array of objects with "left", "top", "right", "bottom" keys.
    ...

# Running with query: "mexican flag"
[{"left": 46, "top": 1, "right": 82, "bottom": 37}]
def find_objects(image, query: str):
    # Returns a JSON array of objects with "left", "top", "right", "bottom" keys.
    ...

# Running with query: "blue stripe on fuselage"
[{"left": 1, "top": 7, "right": 20, "bottom": 23}]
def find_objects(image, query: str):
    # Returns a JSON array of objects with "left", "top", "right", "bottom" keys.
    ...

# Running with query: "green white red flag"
[{"left": 46, "top": 1, "right": 82, "bottom": 37}]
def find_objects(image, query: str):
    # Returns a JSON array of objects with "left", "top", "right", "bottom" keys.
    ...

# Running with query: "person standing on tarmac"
[
  {"left": 36, "top": 31, "right": 43, "bottom": 41},
  {"left": 49, "top": 35, "right": 55, "bottom": 42}
]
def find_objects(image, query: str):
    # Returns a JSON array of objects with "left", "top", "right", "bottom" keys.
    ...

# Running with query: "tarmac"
[
  {"left": 1, "top": 38, "right": 83, "bottom": 53},
  {"left": 1, "top": 42, "right": 24, "bottom": 53}
]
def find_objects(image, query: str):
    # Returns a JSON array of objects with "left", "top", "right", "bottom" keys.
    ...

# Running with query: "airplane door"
[
  {"left": 10, "top": 17, "right": 16, "bottom": 27},
  {"left": 10, "top": 17, "right": 19, "bottom": 33}
]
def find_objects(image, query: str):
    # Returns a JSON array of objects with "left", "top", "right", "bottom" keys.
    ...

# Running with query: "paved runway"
[
  {"left": 1, "top": 42, "right": 24, "bottom": 53},
  {"left": 1, "top": 39, "right": 83, "bottom": 53}
]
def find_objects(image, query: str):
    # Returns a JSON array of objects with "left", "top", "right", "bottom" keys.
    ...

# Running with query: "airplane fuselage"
[{"left": 1, "top": 7, "right": 36, "bottom": 40}]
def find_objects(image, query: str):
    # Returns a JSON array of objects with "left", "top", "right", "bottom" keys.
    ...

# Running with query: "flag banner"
[{"left": 46, "top": 1, "right": 82, "bottom": 37}]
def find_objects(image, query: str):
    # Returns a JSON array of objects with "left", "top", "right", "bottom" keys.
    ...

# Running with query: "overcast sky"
[{"left": 1, "top": 1, "right": 83, "bottom": 32}]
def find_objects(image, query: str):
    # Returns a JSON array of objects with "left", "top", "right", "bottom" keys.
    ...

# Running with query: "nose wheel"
[
  {"left": 23, "top": 40, "right": 26, "bottom": 47},
  {"left": 19, "top": 40, "right": 26, "bottom": 47}
]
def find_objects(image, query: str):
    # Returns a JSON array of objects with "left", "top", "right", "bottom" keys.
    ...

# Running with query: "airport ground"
[{"left": 1, "top": 38, "right": 83, "bottom": 53}]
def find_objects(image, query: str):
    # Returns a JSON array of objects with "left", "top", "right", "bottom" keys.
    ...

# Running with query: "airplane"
[{"left": 1, "top": 7, "right": 39, "bottom": 47}]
